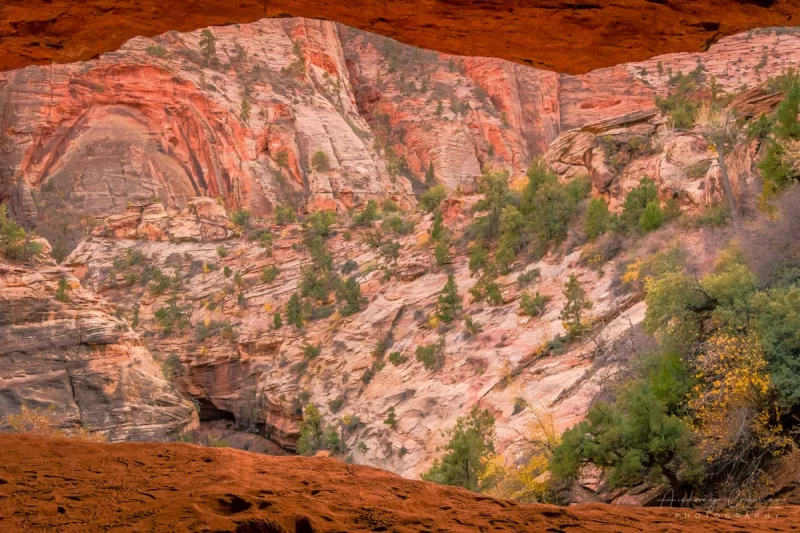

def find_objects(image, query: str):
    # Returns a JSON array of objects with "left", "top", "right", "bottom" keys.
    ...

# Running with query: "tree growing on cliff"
[
  {"left": 352, "top": 200, "right": 380, "bottom": 227},
  {"left": 420, "top": 184, "right": 448, "bottom": 213},
  {"left": 695, "top": 103, "right": 743, "bottom": 225},
  {"left": 154, "top": 296, "right": 190, "bottom": 335},
  {"left": 312, "top": 150, "right": 330, "bottom": 172},
  {"left": 285, "top": 293, "right": 304, "bottom": 328},
  {"left": 336, "top": 276, "right": 365, "bottom": 316},
  {"left": 759, "top": 81, "right": 800, "bottom": 201},
  {"left": 273, "top": 150, "right": 290, "bottom": 175},
  {"left": 199, "top": 29, "right": 218, "bottom": 68},
  {"left": 430, "top": 210, "right": 444, "bottom": 242},
  {"left": 55, "top": 277, "right": 70, "bottom": 303},
  {"left": 620, "top": 177, "right": 659, "bottom": 232},
  {"left": 239, "top": 96, "right": 251, "bottom": 124},
  {"left": 481, "top": 403, "right": 560, "bottom": 502},
  {"left": 584, "top": 197, "right": 610, "bottom": 241},
  {"left": 422, "top": 406, "right": 496, "bottom": 492},
  {"left": 230, "top": 209, "right": 251, "bottom": 229},
  {"left": 425, "top": 162, "right": 436, "bottom": 184},
  {"left": 0, "top": 205, "right": 42, "bottom": 262},
  {"left": 520, "top": 291, "right": 550, "bottom": 318},
  {"left": 519, "top": 163, "right": 590, "bottom": 256},
  {"left": 639, "top": 200, "right": 664, "bottom": 232},
  {"left": 415, "top": 338, "right": 446, "bottom": 371},
  {"left": 496, "top": 204, "right": 525, "bottom": 273},
  {"left": 559, "top": 274, "right": 592, "bottom": 337},
  {"left": 688, "top": 332, "right": 790, "bottom": 484},
  {"left": 436, "top": 274, "right": 461, "bottom": 323},
  {"left": 274, "top": 205, "right": 297, "bottom": 225},
  {"left": 434, "top": 239, "right": 451, "bottom": 266},
  {"left": 550, "top": 351, "right": 701, "bottom": 500},
  {"left": 296, "top": 403, "right": 342, "bottom": 456}
]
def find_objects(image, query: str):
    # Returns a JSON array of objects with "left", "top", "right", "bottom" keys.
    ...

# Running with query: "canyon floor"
[{"left": 0, "top": 433, "right": 796, "bottom": 533}]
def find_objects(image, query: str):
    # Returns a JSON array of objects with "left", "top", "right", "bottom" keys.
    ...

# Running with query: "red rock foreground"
[
  {"left": 2, "top": 0, "right": 800, "bottom": 74},
  {"left": 0, "top": 434, "right": 796, "bottom": 533}
]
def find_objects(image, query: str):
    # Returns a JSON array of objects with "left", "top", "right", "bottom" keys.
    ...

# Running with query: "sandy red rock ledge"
[
  {"left": 0, "top": 434, "right": 797, "bottom": 532},
  {"left": 2, "top": 0, "right": 800, "bottom": 74}
]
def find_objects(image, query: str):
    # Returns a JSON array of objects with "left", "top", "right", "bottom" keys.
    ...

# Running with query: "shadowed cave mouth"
[{"left": 197, "top": 398, "right": 236, "bottom": 422}]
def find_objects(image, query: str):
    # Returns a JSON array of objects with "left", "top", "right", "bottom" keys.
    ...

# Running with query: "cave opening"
[{"left": 197, "top": 398, "right": 236, "bottom": 422}]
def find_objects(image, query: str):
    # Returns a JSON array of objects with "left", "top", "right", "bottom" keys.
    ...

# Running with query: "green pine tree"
[
  {"left": 434, "top": 239, "right": 451, "bottom": 266},
  {"left": 421, "top": 407, "right": 496, "bottom": 492},
  {"left": 286, "top": 292, "right": 304, "bottom": 328},
  {"left": 585, "top": 197, "right": 610, "bottom": 241},
  {"left": 430, "top": 210, "right": 444, "bottom": 242},
  {"left": 336, "top": 276, "right": 365, "bottom": 316},
  {"left": 560, "top": 274, "right": 592, "bottom": 336},
  {"left": 639, "top": 200, "right": 664, "bottom": 232},
  {"left": 436, "top": 274, "right": 461, "bottom": 323},
  {"left": 240, "top": 97, "right": 251, "bottom": 123},
  {"left": 199, "top": 29, "right": 217, "bottom": 67},
  {"left": 425, "top": 162, "right": 436, "bottom": 184}
]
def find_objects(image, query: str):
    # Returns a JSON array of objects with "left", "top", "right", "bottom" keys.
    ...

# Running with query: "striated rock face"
[
  {"left": 2, "top": 20, "right": 800, "bottom": 256},
  {"left": 0, "top": 18, "right": 414, "bottom": 235},
  {"left": 545, "top": 86, "right": 780, "bottom": 210},
  {"left": 63, "top": 198, "right": 645, "bottom": 477},
  {"left": 0, "top": 260, "right": 198, "bottom": 441}
]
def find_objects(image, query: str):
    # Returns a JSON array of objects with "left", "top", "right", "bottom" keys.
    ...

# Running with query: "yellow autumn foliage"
[
  {"left": 6, "top": 405, "right": 107, "bottom": 442},
  {"left": 688, "top": 332, "right": 791, "bottom": 463},
  {"left": 620, "top": 260, "right": 642, "bottom": 286},
  {"left": 480, "top": 403, "right": 560, "bottom": 502}
]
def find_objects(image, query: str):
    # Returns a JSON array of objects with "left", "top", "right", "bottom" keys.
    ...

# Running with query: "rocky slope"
[
  {"left": 48, "top": 78, "right": 787, "bottom": 482},
  {"left": 58, "top": 191, "right": 659, "bottom": 479},
  {"left": 1, "top": 433, "right": 796, "bottom": 532},
  {"left": 2, "top": 20, "right": 800, "bottom": 254},
  {"left": 0, "top": 259, "right": 197, "bottom": 440}
]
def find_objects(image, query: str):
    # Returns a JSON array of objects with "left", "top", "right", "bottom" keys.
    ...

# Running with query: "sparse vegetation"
[
  {"left": 389, "top": 351, "right": 407, "bottom": 365},
  {"left": 230, "top": 209, "right": 251, "bottom": 229},
  {"left": 0, "top": 205, "right": 44, "bottom": 262},
  {"left": 415, "top": 338, "right": 446, "bottom": 371},
  {"left": 519, "top": 291, "right": 550, "bottom": 318},
  {"left": 296, "top": 404, "right": 342, "bottom": 456},
  {"left": 55, "top": 277, "right": 70, "bottom": 303},
  {"left": 274, "top": 205, "right": 297, "bottom": 225},
  {"left": 336, "top": 275, "right": 365, "bottom": 316},
  {"left": 145, "top": 44, "right": 169, "bottom": 58},
  {"left": 260, "top": 265, "right": 280, "bottom": 283},
  {"left": 419, "top": 184, "right": 448, "bottom": 212},
  {"left": 559, "top": 274, "right": 592, "bottom": 337},
  {"left": 5, "top": 404, "right": 106, "bottom": 442},
  {"left": 435, "top": 274, "right": 461, "bottom": 323},
  {"left": 311, "top": 150, "right": 331, "bottom": 172}
]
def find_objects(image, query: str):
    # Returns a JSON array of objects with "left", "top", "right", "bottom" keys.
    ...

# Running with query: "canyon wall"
[
  {"left": 0, "top": 260, "right": 197, "bottom": 440},
  {"left": 1, "top": 20, "right": 799, "bottom": 252},
  {"left": 0, "top": 18, "right": 799, "bottom": 482}
]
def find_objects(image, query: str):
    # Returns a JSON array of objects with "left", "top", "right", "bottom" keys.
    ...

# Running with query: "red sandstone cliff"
[
  {"left": 0, "top": 260, "right": 198, "bottom": 440},
  {"left": 1, "top": 20, "right": 799, "bottom": 253},
  {"left": 0, "top": 18, "right": 799, "bottom": 490}
]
